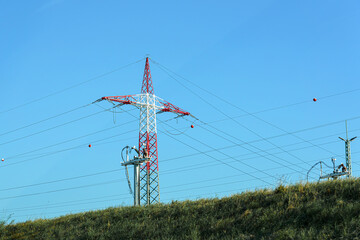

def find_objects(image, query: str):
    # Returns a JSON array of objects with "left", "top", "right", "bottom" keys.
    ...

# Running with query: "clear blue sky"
[{"left": 1, "top": 0, "right": 360, "bottom": 222}]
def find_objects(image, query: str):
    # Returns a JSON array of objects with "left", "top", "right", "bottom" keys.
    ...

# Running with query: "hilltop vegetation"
[{"left": 2, "top": 179, "right": 360, "bottom": 239}]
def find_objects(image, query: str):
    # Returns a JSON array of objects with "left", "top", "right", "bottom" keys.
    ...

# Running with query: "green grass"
[{"left": 2, "top": 179, "right": 360, "bottom": 239}]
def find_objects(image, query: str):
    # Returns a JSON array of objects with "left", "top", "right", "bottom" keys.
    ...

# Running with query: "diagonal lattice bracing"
[{"left": 100, "top": 57, "right": 192, "bottom": 206}]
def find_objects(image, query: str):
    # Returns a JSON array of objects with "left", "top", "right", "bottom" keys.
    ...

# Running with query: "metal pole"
[
  {"left": 345, "top": 121, "right": 352, "bottom": 177},
  {"left": 346, "top": 140, "right": 351, "bottom": 177},
  {"left": 134, "top": 164, "right": 140, "bottom": 206},
  {"left": 147, "top": 166, "right": 150, "bottom": 205},
  {"left": 320, "top": 162, "right": 322, "bottom": 177}
]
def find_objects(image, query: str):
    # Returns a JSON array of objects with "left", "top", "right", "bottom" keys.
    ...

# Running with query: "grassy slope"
[{"left": 2, "top": 179, "right": 360, "bottom": 240}]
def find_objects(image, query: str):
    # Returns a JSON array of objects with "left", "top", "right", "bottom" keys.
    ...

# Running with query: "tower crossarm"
[
  {"left": 155, "top": 96, "right": 194, "bottom": 118},
  {"left": 98, "top": 94, "right": 194, "bottom": 118},
  {"left": 100, "top": 94, "right": 159, "bottom": 109},
  {"left": 101, "top": 95, "right": 138, "bottom": 106}
]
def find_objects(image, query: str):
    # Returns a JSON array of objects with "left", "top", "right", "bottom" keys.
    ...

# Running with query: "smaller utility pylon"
[
  {"left": 121, "top": 146, "right": 150, "bottom": 206},
  {"left": 339, "top": 120, "right": 357, "bottom": 177}
]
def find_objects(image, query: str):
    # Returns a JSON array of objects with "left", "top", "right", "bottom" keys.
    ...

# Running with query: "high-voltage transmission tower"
[
  {"left": 308, "top": 120, "right": 357, "bottom": 182},
  {"left": 339, "top": 120, "right": 357, "bottom": 177},
  {"left": 96, "top": 58, "right": 193, "bottom": 205}
]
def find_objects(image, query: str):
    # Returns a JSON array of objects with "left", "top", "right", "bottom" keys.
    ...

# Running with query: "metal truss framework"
[
  {"left": 99, "top": 58, "right": 192, "bottom": 205},
  {"left": 339, "top": 121, "right": 357, "bottom": 178}
]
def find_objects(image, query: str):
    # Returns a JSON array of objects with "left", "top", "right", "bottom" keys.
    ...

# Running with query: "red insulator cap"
[
  {"left": 88, "top": 144, "right": 92, "bottom": 148},
  {"left": 191, "top": 125, "right": 194, "bottom": 128},
  {"left": 313, "top": 98, "right": 317, "bottom": 102}
]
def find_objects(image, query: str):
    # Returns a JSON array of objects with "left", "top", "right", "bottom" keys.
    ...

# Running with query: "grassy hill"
[{"left": 2, "top": 179, "right": 360, "bottom": 239}]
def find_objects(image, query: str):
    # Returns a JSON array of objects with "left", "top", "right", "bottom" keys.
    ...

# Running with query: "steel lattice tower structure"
[
  {"left": 98, "top": 58, "right": 192, "bottom": 205},
  {"left": 339, "top": 120, "right": 357, "bottom": 177}
]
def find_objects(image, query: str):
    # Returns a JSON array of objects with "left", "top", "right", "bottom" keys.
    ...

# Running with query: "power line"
[
  {"left": 0, "top": 109, "right": 344, "bottom": 194},
  {"left": 3, "top": 193, "right": 126, "bottom": 212},
  {"left": 1, "top": 133, "right": 136, "bottom": 168},
  {"left": 0, "top": 142, "right": 344, "bottom": 197},
  {"left": 0, "top": 106, "right": 354, "bottom": 211},
  {"left": 0, "top": 104, "right": 91, "bottom": 138},
  {"left": 0, "top": 169, "right": 122, "bottom": 192},
  {"left": 0, "top": 106, "right": 119, "bottom": 147},
  {"left": 5, "top": 109, "right": 137, "bottom": 160},
  {"left": 6, "top": 174, "right": 276, "bottom": 215},
  {"left": 0, "top": 57, "right": 145, "bottom": 115},
  {"left": 3, "top": 93, "right": 357, "bottom": 163},
  {"left": 180, "top": 109, "right": 360, "bottom": 165},
  {"left": 1, "top": 116, "right": 354, "bottom": 193},
  {"left": 3, "top": 150, "right": 358, "bottom": 217},
  {"left": 3, "top": 156, "right": 354, "bottom": 218},
  {"left": 4, "top": 106, "right": 345, "bottom": 162},
  {"left": 10, "top": 160, "right": 359, "bottom": 220},
  {"left": 0, "top": 179, "right": 123, "bottom": 201},
  {"left": 7, "top": 196, "right": 125, "bottom": 216},
  {"left": 123, "top": 109, "right": 275, "bottom": 185},
  {"left": 150, "top": 67, "right": 310, "bottom": 172},
  {"left": 194, "top": 121, "right": 309, "bottom": 172},
  {"left": 188, "top": 82, "right": 342, "bottom": 159},
  {"left": 151, "top": 58, "right": 360, "bottom": 118},
  {"left": 0, "top": 111, "right": 350, "bottom": 171},
  {"left": 160, "top": 119, "right": 358, "bottom": 165},
  {"left": 2, "top": 57, "right": 358, "bottom": 220},
  {"left": 11, "top": 181, "right": 268, "bottom": 219},
  {"left": 161, "top": 129, "right": 350, "bottom": 163},
  {"left": 205, "top": 113, "right": 360, "bottom": 138},
  {"left": 161, "top": 129, "right": 275, "bottom": 185},
  {"left": 153, "top": 61, "right": 313, "bottom": 168},
  {"left": 4, "top": 174, "right": 255, "bottom": 214},
  {"left": 152, "top": 58, "right": 360, "bottom": 165},
  {"left": 0, "top": 145, "right": 350, "bottom": 197},
  {"left": 8, "top": 169, "right": 291, "bottom": 221}
]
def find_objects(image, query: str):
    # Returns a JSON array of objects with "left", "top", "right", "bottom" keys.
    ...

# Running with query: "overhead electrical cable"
[
  {"left": 1, "top": 116, "right": 347, "bottom": 170},
  {"left": 4, "top": 193, "right": 127, "bottom": 212},
  {"left": 4, "top": 152, "right": 358, "bottom": 218},
  {"left": 7, "top": 196, "right": 126, "bottom": 215},
  {"left": 0, "top": 57, "right": 145, "bottom": 115},
  {"left": 0, "top": 104, "right": 124, "bottom": 147},
  {"left": 151, "top": 58, "right": 360, "bottom": 119},
  {"left": 180, "top": 77, "right": 342, "bottom": 159},
  {"left": 7, "top": 175, "right": 277, "bottom": 215},
  {"left": 123, "top": 109, "right": 275, "bottom": 185},
  {"left": 5, "top": 109, "right": 137, "bottom": 160},
  {"left": 4, "top": 98, "right": 357, "bottom": 164},
  {"left": 153, "top": 61, "right": 313, "bottom": 167},
  {"left": 0, "top": 179, "right": 123, "bottom": 201},
  {"left": 161, "top": 130, "right": 352, "bottom": 163},
  {"left": 6, "top": 111, "right": 353, "bottom": 163},
  {"left": 4, "top": 174, "right": 264, "bottom": 213},
  {"left": 1, "top": 146, "right": 349, "bottom": 196},
  {"left": 193, "top": 121, "right": 309, "bottom": 173},
  {"left": 0, "top": 104, "right": 91, "bottom": 138},
  {"left": 12, "top": 182, "right": 270, "bottom": 219},
  {"left": 200, "top": 114, "right": 360, "bottom": 142},
  {"left": 0, "top": 169, "right": 122, "bottom": 192},
  {"left": 160, "top": 128, "right": 275, "bottom": 185},
  {"left": 151, "top": 58, "right": 360, "bottom": 165},
  {"left": 1, "top": 144, "right": 346, "bottom": 197},
  {"left": 1, "top": 133, "right": 136, "bottom": 168}
]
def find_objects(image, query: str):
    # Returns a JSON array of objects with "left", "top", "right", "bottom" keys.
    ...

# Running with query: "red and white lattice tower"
[{"left": 99, "top": 58, "right": 192, "bottom": 205}]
